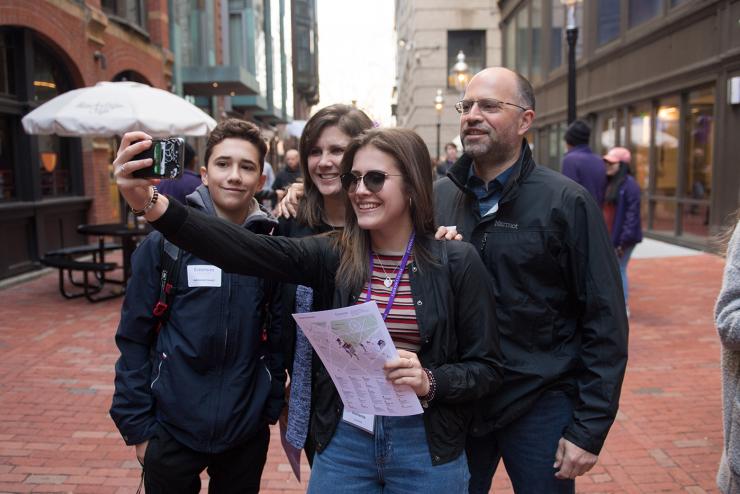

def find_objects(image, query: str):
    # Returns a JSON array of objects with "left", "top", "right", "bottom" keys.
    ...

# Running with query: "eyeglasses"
[
  {"left": 455, "top": 98, "right": 529, "bottom": 114},
  {"left": 340, "top": 171, "right": 403, "bottom": 193}
]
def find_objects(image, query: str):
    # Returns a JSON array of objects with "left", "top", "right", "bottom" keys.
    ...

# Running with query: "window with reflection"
[
  {"left": 550, "top": 2, "right": 564, "bottom": 70},
  {"left": 651, "top": 199, "right": 676, "bottom": 234},
  {"left": 448, "top": 30, "right": 486, "bottom": 89},
  {"left": 628, "top": 103, "right": 651, "bottom": 225},
  {"left": 598, "top": 0, "right": 620, "bottom": 45},
  {"left": 515, "top": 7, "right": 530, "bottom": 77},
  {"left": 33, "top": 41, "right": 73, "bottom": 198},
  {"left": 599, "top": 114, "right": 617, "bottom": 155},
  {"left": 655, "top": 97, "right": 679, "bottom": 198},
  {"left": 629, "top": 0, "right": 661, "bottom": 28},
  {"left": 505, "top": 21, "right": 516, "bottom": 71},
  {"left": 531, "top": 0, "right": 542, "bottom": 82},
  {"left": 682, "top": 87, "right": 714, "bottom": 238}
]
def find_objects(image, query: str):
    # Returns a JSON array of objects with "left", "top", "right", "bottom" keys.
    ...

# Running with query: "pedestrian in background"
[
  {"left": 110, "top": 120, "right": 285, "bottom": 494},
  {"left": 273, "top": 148, "right": 302, "bottom": 198},
  {"left": 562, "top": 119, "right": 607, "bottom": 207},
  {"left": 436, "top": 142, "right": 458, "bottom": 179},
  {"left": 602, "top": 147, "right": 642, "bottom": 314},
  {"left": 113, "top": 126, "right": 503, "bottom": 494},
  {"left": 716, "top": 210, "right": 740, "bottom": 493},
  {"left": 156, "top": 142, "right": 201, "bottom": 204}
]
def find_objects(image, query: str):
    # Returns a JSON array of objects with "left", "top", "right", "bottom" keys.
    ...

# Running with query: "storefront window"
[
  {"left": 599, "top": 114, "right": 617, "bottom": 155},
  {"left": 629, "top": 103, "right": 651, "bottom": 225},
  {"left": 682, "top": 87, "right": 714, "bottom": 238},
  {"left": 0, "top": 33, "right": 13, "bottom": 96},
  {"left": 655, "top": 97, "right": 680, "bottom": 198},
  {"left": 651, "top": 199, "right": 677, "bottom": 234}
]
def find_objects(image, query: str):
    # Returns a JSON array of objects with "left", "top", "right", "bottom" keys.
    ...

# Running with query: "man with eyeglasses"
[{"left": 434, "top": 67, "right": 628, "bottom": 494}]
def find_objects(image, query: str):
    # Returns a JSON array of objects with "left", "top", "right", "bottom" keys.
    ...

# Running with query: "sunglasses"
[{"left": 340, "top": 171, "right": 403, "bottom": 193}]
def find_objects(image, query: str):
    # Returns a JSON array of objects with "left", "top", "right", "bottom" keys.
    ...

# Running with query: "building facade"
[
  {"left": 0, "top": 0, "right": 172, "bottom": 280},
  {"left": 500, "top": 0, "right": 740, "bottom": 249},
  {"left": 393, "top": 0, "right": 502, "bottom": 160},
  {"left": 0, "top": 0, "right": 318, "bottom": 282}
]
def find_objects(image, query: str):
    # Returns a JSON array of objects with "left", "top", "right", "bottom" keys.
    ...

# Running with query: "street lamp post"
[
  {"left": 562, "top": 0, "right": 581, "bottom": 124},
  {"left": 434, "top": 89, "right": 444, "bottom": 160}
]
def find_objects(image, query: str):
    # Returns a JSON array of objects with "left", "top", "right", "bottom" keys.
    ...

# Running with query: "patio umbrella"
[{"left": 21, "top": 81, "right": 216, "bottom": 138}]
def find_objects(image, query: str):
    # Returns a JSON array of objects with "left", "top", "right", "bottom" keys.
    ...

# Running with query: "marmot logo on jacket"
[{"left": 494, "top": 220, "right": 519, "bottom": 230}]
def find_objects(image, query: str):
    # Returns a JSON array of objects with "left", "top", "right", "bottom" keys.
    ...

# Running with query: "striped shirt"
[{"left": 357, "top": 253, "right": 420, "bottom": 353}]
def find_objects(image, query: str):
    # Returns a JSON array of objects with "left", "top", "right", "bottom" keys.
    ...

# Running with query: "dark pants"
[
  {"left": 466, "top": 391, "right": 576, "bottom": 494},
  {"left": 143, "top": 423, "right": 270, "bottom": 494}
]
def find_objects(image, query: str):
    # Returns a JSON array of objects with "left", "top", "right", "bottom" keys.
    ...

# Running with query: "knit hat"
[
  {"left": 564, "top": 120, "right": 591, "bottom": 146},
  {"left": 603, "top": 147, "right": 631, "bottom": 164}
]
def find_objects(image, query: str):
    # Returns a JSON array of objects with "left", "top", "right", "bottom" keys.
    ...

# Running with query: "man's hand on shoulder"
[
  {"left": 553, "top": 437, "right": 598, "bottom": 479},
  {"left": 434, "top": 225, "right": 463, "bottom": 241}
]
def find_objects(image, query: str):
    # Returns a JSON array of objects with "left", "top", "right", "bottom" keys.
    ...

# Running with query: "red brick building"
[{"left": 0, "top": 0, "right": 172, "bottom": 279}]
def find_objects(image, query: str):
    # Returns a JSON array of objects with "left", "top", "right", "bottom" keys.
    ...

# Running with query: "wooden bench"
[{"left": 41, "top": 255, "right": 120, "bottom": 302}]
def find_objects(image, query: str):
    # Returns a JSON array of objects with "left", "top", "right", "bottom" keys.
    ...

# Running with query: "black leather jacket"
[
  {"left": 152, "top": 199, "right": 504, "bottom": 465},
  {"left": 434, "top": 141, "right": 628, "bottom": 455}
]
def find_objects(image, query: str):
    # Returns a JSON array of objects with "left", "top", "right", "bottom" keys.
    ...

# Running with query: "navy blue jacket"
[
  {"left": 562, "top": 145, "right": 607, "bottom": 207},
  {"left": 609, "top": 175, "right": 643, "bottom": 249},
  {"left": 110, "top": 186, "right": 285, "bottom": 454}
]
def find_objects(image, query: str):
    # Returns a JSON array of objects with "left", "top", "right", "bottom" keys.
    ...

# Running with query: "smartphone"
[{"left": 131, "top": 137, "right": 185, "bottom": 179}]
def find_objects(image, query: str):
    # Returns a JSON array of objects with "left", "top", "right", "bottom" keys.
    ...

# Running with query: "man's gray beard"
[{"left": 463, "top": 137, "right": 511, "bottom": 166}]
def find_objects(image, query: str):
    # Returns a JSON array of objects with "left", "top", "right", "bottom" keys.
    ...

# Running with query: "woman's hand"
[
  {"left": 274, "top": 181, "right": 305, "bottom": 219},
  {"left": 113, "top": 131, "right": 169, "bottom": 221},
  {"left": 383, "top": 349, "right": 429, "bottom": 397}
]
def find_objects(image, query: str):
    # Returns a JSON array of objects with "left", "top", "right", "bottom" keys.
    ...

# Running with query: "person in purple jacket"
[
  {"left": 602, "top": 147, "right": 642, "bottom": 314},
  {"left": 562, "top": 120, "right": 607, "bottom": 207},
  {"left": 157, "top": 142, "right": 202, "bottom": 204}
]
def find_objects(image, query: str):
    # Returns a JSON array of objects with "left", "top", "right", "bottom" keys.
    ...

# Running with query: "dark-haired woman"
[
  {"left": 277, "top": 105, "right": 374, "bottom": 462},
  {"left": 602, "top": 147, "right": 642, "bottom": 313},
  {"left": 113, "top": 127, "right": 503, "bottom": 493}
]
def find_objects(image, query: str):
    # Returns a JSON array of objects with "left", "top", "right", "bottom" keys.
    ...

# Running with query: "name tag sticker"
[
  {"left": 187, "top": 265, "right": 222, "bottom": 287},
  {"left": 342, "top": 410, "right": 375, "bottom": 434}
]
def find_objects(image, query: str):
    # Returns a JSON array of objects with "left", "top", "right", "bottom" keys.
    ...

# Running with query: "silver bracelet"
[{"left": 131, "top": 186, "right": 159, "bottom": 217}]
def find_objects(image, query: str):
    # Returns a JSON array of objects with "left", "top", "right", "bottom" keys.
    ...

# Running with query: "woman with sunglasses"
[{"left": 114, "top": 127, "right": 503, "bottom": 493}]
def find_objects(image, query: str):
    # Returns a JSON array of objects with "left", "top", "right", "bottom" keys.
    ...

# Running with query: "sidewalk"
[{"left": 0, "top": 243, "right": 726, "bottom": 493}]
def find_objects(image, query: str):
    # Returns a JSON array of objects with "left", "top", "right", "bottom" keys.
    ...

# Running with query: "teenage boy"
[{"left": 110, "top": 119, "right": 285, "bottom": 494}]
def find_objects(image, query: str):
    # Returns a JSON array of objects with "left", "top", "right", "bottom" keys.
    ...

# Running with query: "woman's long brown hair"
[{"left": 335, "top": 128, "right": 436, "bottom": 294}]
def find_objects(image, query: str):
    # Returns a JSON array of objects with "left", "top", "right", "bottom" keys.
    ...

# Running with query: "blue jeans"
[
  {"left": 618, "top": 245, "right": 635, "bottom": 303},
  {"left": 466, "top": 391, "right": 575, "bottom": 494},
  {"left": 308, "top": 414, "right": 469, "bottom": 494}
]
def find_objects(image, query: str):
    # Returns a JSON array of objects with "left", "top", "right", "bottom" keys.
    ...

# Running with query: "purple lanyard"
[{"left": 366, "top": 231, "right": 416, "bottom": 321}]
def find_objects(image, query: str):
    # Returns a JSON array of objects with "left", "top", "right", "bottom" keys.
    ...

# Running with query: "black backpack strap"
[{"left": 153, "top": 237, "right": 181, "bottom": 332}]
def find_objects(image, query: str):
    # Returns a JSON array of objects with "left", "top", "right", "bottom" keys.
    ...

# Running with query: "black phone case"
[{"left": 131, "top": 138, "right": 185, "bottom": 179}]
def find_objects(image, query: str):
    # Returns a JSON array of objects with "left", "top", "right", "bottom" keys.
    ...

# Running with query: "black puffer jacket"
[
  {"left": 434, "top": 141, "right": 628, "bottom": 455},
  {"left": 151, "top": 199, "right": 504, "bottom": 465}
]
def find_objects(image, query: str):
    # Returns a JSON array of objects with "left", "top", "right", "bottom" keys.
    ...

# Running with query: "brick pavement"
[{"left": 0, "top": 253, "right": 726, "bottom": 493}]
